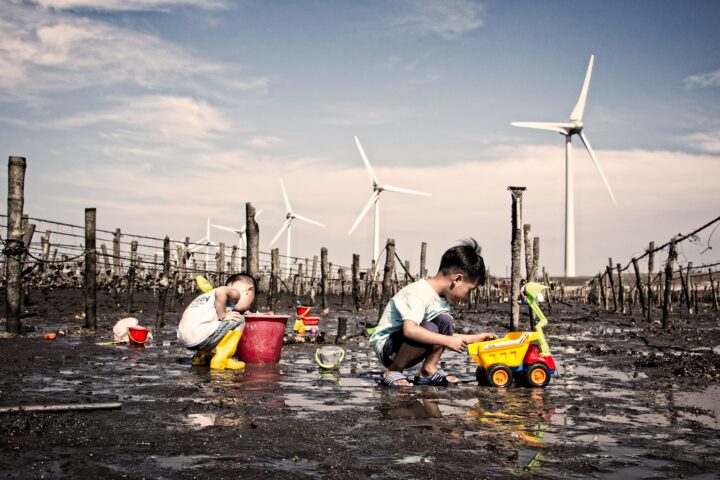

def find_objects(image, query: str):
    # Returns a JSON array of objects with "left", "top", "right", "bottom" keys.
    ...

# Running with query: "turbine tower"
[
  {"left": 348, "top": 136, "right": 431, "bottom": 270},
  {"left": 187, "top": 216, "right": 217, "bottom": 267},
  {"left": 511, "top": 54, "right": 616, "bottom": 277},
  {"left": 269, "top": 179, "right": 324, "bottom": 276},
  {"left": 212, "top": 209, "right": 263, "bottom": 250}
]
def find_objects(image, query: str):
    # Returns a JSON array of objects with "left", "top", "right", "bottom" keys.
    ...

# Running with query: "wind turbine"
[
  {"left": 269, "top": 179, "right": 324, "bottom": 276},
  {"left": 187, "top": 216, "right": 217, "bottom": 267},
  {"left": 511, "top": 54, "right": 616, "bottom": 277},
  {"left": 348, "top": 136, "right": 431, "bottom": 270},
  {"left": 212, "top": 209, "right": 263, "bottom": 250}
]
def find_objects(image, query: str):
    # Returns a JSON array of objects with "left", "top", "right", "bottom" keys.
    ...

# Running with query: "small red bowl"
[
  {"left": 302, "top": 316, "right": 320, "bottom": 326},
  {"left": 128, "top": 326, "right": 150, "bottom": 344}
]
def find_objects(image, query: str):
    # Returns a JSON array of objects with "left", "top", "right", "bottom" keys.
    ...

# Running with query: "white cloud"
[
  {"left": 0, "top": 3, "right": 262, "bottom": 97},
  {"left": 248, "top": 136, "right": 284, "bottom": 149},
  {"left": 391, "top": 0, "right": 485, "bottom": 40},
  {"left": 33, "top": 0, "right": 227, "bottom": 11},
  {"left": 683, "top": 68, "right": 720, "bottom": 88},
  {"left": 682, "top": 131, "right": 720, "bottom": 154}
]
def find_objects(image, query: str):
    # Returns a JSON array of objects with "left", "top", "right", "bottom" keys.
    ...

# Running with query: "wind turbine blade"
[
  {"left": 354, "top": 136, "right": 379, "bottom": 186},
  {"left": 211, "top": 224, "right": 241, "bottom": 234},
  {"left": 269, "top": 219, "right": 292, "bottom": 247},
  {"left": 511, "top": 122, "right": 573, "bottom": 134},
  {"left": 578, "top": 131, "right": 617, "bottom": 205},
  {"left": 280, "top": 179, "right": 292, "bottom": 213},
  {"left": 382, "top": 184, "right": 431, "bottom": 196},
  {"left": 570, "top": 54, "right": 594, "bottom": 122},
  {"left": 348, "top": 191, "right": 380, "bottom": 235},
  {"left": 294, "top": 214, "right": 325, "bottom": 227}
]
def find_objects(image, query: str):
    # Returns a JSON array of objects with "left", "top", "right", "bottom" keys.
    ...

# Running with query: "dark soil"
[{"left": 1, "top": 289, "right": 719, "bottom": 479}]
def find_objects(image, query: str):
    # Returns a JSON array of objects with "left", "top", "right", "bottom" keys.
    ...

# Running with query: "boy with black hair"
[
  {"left": 178, "top": 273, "right": 256, "bottom": 370},
  {"left": 370, "top": 239, "right": 496, "bottom": 387}
]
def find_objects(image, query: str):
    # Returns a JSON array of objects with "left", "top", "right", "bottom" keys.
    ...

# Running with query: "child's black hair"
[
  {"left": 438, "top": 238, "right": 486, "bottom": 285},
  {"left": 225, "top": 272, "right": 257, "bottom": 291}
]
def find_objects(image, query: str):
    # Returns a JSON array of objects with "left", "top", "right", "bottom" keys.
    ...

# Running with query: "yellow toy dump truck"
[{"left": 468, "top": 282, "right": 556, "bottom": 388}]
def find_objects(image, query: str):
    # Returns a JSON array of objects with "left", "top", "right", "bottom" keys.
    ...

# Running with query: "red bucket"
[
  {"left": 302, "top": 316, "right": 320, "bottom": 326},
  {"left": 237, "top": 314, "right": 290, "bottom": 364},
  {"left": 296, "top": 306, "right": 311, "bottom": 318},
  {"left": 128, "top": 326, "right": 150, "bottom": 344}
]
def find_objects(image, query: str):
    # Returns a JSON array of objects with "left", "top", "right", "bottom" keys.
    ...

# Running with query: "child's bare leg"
[
  {"left": 384, "top": 342, "right": 428, "bottom": 386},
  {"left": 419, "top": 314, "right": 459, "bottom": 382}
]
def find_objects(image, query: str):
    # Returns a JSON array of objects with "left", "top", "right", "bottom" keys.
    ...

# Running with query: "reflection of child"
[
  {"left": 177, "top": 273, "right": 256, "bottom": 370},
  {"left": 370, "top": 239, "right": 496, "bottom": 387}
]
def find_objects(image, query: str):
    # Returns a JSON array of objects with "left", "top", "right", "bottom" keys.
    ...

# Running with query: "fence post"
[
  {"left": 606, "top": 258, "right": 617, "bottom": 312},
  {"left": 523, "top": 224, "right": 533, "bottom": 281},
  {"left": 647, "top": 241, "right": 655, "bottom": 318},
  {"left": 155, "top": 236, "right": 170, "bottom": 330},
  {"left": 127, "top": 240, "right": 138, "bottom": 312},
  {"left": 269, "top": 248, "right": 279, "bottom": 311},
  {"left": 662, "top": 240, "right": 677, "bottom": 329},
  {"left": 685, "top": 262, "right": 693, "bottom": 314},
  {"left": 531, "top": 237, "right": 540, "bottom": 282},
  {"left": 352, "top": 254, "right": 361, "bottom": 311},
  {"left": 508, "top": 186, "right": 526, "bottom": 331},
  {"left": 616, "top": 263, "right": 625, "bottom": 314},
  {"left": 84, "top": 208, "right": 97, "bottom": 330},
  {"left": 5, "top": 156, "right": 26, "bottom": 334},
  {"left": 708, "top": 269, "right": 719, "bottom": 312},
  {"left": 217, "top": 242, "right": 225, "bottom": 286},
  {"left": 378, "top": 239, "right": 396, "bottom": 323},
  {"left": 320, "top": 247, "right": 329, "bottom": 313},
  {"left": 632, "top": 258, "right": 646, "bottom": 319},
  {"left": 420, "top": 242, "right": 427, "bottom": 279}
]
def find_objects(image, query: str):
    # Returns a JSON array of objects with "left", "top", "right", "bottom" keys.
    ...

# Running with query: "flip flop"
[
  {"left": 414, "top": 369, "right": 459, "bottom": 386},
  {"left": 377, "top": 371, "right": 412, "bottom": 387}
]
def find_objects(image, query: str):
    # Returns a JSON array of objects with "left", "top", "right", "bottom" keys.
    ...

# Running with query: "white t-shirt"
[
  {"left": 369, "top": 279, "right": 450, "bottom": 359},
  {"left": 177, "top": 290, "right": 221, "bottom": 347}
]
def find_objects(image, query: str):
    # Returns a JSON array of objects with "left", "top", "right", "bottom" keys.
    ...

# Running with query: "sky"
[{"left": 0, "top": 0, "right": 719, "bottom": 277}]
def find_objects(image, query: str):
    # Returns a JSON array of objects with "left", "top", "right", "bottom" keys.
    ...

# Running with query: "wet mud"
[{"left": 1, "top": 289, "right": 719, "bottom": 479}]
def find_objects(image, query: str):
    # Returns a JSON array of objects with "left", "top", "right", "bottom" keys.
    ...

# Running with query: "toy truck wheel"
[
  {"left": 487, "top": 365, "right": 513, "bottom": 388},
  {"left": 524, "top": 363, "right": 551, "bottom": 388},
  {"left": 475, "top": 366, "right": 489, "bottom": 386}
]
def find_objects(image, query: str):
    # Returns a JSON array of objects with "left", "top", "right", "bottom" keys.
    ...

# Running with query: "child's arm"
[
  {"left": 454, "top": 332, "right": 496, "bottom": 344},
  {"left": 403, "top": 320, "right": 468, "bottom": 353},
  {"left": 213, "top": 287, "right": 242, "bottom": 321}
]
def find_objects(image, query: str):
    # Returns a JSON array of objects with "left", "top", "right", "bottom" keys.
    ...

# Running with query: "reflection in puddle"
[
  {"left": 395, "top": 455, "right": 434, "bottom": 464},
  {"left": 186, "top": 413, "right": 243, "bottom": 429}
]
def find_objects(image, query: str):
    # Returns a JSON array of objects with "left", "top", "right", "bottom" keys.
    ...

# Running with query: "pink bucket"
[{"left": 296, "top": 306, "right": 311, "bottom": 319}]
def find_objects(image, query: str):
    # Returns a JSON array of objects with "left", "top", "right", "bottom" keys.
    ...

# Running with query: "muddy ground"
[{"left": 1, "top": 289, "right": 719, "bottom": 479}]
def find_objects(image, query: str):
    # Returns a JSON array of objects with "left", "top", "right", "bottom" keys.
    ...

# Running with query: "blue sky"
[{"left": 1, "top": 0, "right": 719, "bottom": 276}]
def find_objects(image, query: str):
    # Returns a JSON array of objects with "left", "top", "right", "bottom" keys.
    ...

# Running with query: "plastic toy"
[{"left": 468, "top": 282, "right": 556, "bottom": 388}]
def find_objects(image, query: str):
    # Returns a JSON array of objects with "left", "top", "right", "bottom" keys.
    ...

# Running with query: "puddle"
[
  {"left": 151, "top": 454, "right": 217, "bottom": 470},
  {"left": 395, "top": 455, "right": 434, "bottom": 464},
  {"left": 186, "top": 413, "right": 243, "bottom": 429},
  {"left": 675, "top": 385, "right": 720, "bottom": 430}
]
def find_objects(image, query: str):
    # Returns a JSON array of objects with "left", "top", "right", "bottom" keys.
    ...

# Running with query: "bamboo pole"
[
  {"left": 84, "top": 208, "right": 97, "bottom": 330},
  {"left": 5, "top": 156, "right": 26, "bottom": 334}
]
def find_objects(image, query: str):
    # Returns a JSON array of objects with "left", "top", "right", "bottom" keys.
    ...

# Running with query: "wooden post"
[
  {"left": 84, "top": 208, "right": 97, "bottom": 330},
  {"left": 378, "top": 239, "right": 396, "bottom": 322},
  {"left": 531, "top": 237, "right": 540, "bottom": 282},
  {"left": 508, "top": 186, "right": 526, "bottom": 331},
  {"left": 41, "top": 230, "right": 51, "bottom": 265},
  {"left": 523, "top": 224, "right": 532, "bottom": 281},
  {"left": 420, "top": 242, "right": 427, "bottom": 278},
  {"left": 311, "top": 255, "right": 319, "bottom": 283},
  {"left": 647, "top": 241, "right": 655, "bottom": 317},
  {"left": 320, "top": 247, "right": 329, "bottom": 312},
  {"left": 269, "top": 248, "right": 279, "bottom": 311},
  {"left": 246, "top": 202, "right": 259, "bottom": 279},
  {"left": 708, "top": 269, "right": 719, "bottom": 312},
  {"left": 607, "top": 258, "right": 617, "bottom": 312},
  {"left": 632, "top": 258, "right": 646, "bottom": 319},
  {"left": 112, "top": 228, "right": 121, "bottom": 277},
  {"left": 352, "top": 254, "right": 361, "bottom": 311},
  {"left": 336, "top": 317, "right": 347, "bottom": 344},
  {"left": 5, "top": 156, "right": 26, "bottom": 333},
  {"left": 685, "top": 262, "right": 693, "bottom": 314},
  {"left": 662, "top": 240, "right": 677, "bottom": 329},
  {"left": 339, "top": 267, "right": 346, "bottom": 306},
  {"left": 230, "top": 245, "right": 237, "bottom": 274},
  {"left": 155, "top": 236, "right": 170, "bottom": 330},
  {"left": 217, "top": 242, "right": 225, "bottom": 286},
  {"left": 127, "top": 240, "right": 138, "bottom": 312},
  {"left": 616, "top": 263, "right": 625, "bottom": 314}
]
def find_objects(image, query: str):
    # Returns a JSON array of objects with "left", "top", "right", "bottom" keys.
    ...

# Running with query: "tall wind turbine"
[
  {"left": 348, "top": 136, "right": 431, "bottom": 269},
  {"left": 511, "top": 54, "right": 616, "bottom": 277},
  {"left": 269, "top": 179, "right": 324, "bottom": 275},
  {"left": 187, "top": 216, "right": 217, "bottom": 266},
  {"left": 212, "top": 209, "right": 263, "bottom": 250}
]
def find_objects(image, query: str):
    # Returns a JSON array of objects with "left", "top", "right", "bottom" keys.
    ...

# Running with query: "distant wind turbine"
[
  {"left": 511, "top": 54, "right": 616, "bottom": 277},
  {"left": 187, "top": 216, "right": 217, "bottom": 267},
  {"left": 269, "top": 179, "right": 324, "bottom": 275},
  {"left": 348, "top": 136, "right": 431, "bottom": 270},
  {"left": 212, "top": 209, "right": 263, "bottom": 250}
]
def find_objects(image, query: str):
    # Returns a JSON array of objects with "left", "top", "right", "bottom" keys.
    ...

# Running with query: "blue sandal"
[
  {"left": 378, "top": 371, "right": 412, "bottom": 387},
  {"left": 414, "top": 369, "right": 458, "bottom": 386}
]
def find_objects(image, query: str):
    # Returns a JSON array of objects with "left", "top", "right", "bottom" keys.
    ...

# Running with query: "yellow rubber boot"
[
  {"left": 210, "top": 331, "right": 245, "bottom": 370},
  {"left": 191, "top": 351, "right": 212, "bottom": 366}
]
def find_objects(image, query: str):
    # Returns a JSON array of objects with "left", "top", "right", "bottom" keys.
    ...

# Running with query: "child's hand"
[
  {"left": 479, "top": 333, "right": 497, "bottom": 341},
  {"left": 445, "top": 335, "right": 468, "bottom": 353},
  {"left": 224, "top": 311, "right": 242, "bottom": 322}
]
